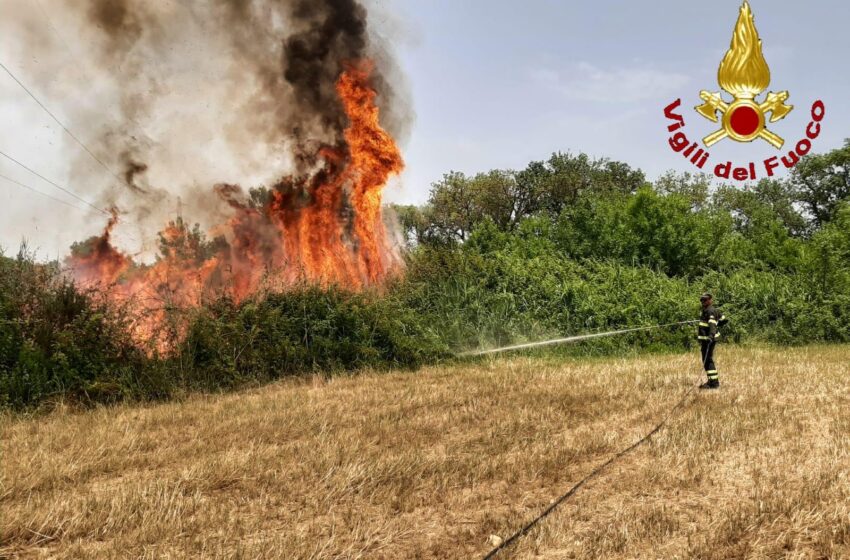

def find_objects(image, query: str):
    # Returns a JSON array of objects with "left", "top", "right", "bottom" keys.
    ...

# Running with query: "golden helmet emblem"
[{"left": 695, "top": 1, "right": 793, "bottom": 149}]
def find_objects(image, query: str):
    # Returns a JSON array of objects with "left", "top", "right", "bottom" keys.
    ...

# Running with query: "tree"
[
  {"left": 711, "top": 181, "right": 804, "bottom": 270},
  {"left": 555, "top": 188, "right": 720, "bottom": 277},
  {"left": 425, "top": 170, "right": 520, "bottom": 242},
  {"left": 390, "top": 204, "right": 432, "bottom": 247},
  {"left": 790, "top": 139, "right": 850, "bottom": 227},
  {"left": 425, "top": 172, "right": 482, "bottom": 243},
  {"left": 624, "top": 188, "right": 711, "bottom": 277},
  {"left": 515, "top": 152, "right": 646, "bottom": 217},
  {"left": 802, "top": 202, "right": 850, "bottom": 298},
  {"left": 421, "top": 153, "right": 647, "bottom": 245},
  {"left": 713, "top": 177, "right": 808, "bottom": 230},
  {"left": 654, "top": 171, "right": 711, "bottom": 210},
  {"left": 158, "top": 217, "right": 220, "bottom": 263}
]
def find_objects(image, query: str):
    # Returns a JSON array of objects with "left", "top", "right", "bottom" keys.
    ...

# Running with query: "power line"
[
  {"left": 0, "top": 171, "right": 90, "bottom": 213},
  {"left": 0, "top": 59, "right": 131, "bottom": 192},
  {"left": 0, "top": 151, "right": 141, "bottom": 243},
  {"left": 0, "top": 156, "right": 140, "bottom": 244},
  {"left": 34, "top": 0, "right": 73, "bottom": 57},
  {"left": 25, "top": 5, "right": 163, "bottom": 151},
  {"left": 0, "top": 148, "right": 109, "bottom": 215}
]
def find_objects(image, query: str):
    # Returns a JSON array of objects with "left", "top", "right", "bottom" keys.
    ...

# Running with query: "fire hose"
[
  {"left": 470, "top": 319, "right": 709, "bottom": 559},
  {"left": 459, "top": 320, "right": 698, "bottom": 357}
]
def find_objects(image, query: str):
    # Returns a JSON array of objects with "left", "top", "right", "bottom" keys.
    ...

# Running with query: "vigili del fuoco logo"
[{"left": 663, "top": 1, "right": 825, "bottom": 182}]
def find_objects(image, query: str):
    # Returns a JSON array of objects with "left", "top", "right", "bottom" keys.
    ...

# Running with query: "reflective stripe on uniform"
[
  {"left": 708, "top": 319, "right": 718, "bottom": 325},
  {"left": 699, "top": 322, "right": 709, "bottom": 327},
  {"left": 698, "top": 336, "right": 711, "bottom": 340}
]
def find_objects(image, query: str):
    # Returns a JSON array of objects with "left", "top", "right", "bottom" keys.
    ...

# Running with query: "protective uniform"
[{"left": 697, "top": 302, "right": 727, "bottom": 388}]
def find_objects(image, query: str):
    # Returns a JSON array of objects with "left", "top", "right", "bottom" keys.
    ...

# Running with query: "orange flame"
[
  {"left": 66, "top": 61, "right": 403, "bottom": 350},
  {"left": 67, "top": 210, "right": 130, "bottom": 287},
  {"left": 339, "top": 61, "right": 405, "bottom": 283}
]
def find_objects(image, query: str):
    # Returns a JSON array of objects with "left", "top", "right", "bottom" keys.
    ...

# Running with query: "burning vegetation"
[{"left": 61, "top": 0, "right": 406, "bottom": 348}]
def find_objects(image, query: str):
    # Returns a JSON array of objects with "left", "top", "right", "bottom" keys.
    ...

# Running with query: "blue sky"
[
  {"left": 1, "top": 0, "right": 848, "bottom": 255},
  {"left": 389, "top": 0, "right": 849, "bottom": 204}
]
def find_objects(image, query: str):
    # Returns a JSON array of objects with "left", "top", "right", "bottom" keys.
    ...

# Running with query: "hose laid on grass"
[{"left": 479, "top": 319, "right": 707, "bottom": 559}]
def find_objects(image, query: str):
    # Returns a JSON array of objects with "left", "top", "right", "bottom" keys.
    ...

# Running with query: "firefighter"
[{"left": 697, "top": 293, "right": 727, "bottom": 389}]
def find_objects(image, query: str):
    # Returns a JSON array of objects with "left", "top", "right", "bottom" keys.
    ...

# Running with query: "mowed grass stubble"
[{"left": 2, "top": 345, "right": 848, "bottom": 559}]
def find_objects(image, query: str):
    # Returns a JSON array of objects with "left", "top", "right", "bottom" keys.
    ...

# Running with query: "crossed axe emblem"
[{"left": 695, "top": 90, "right": 793, "bottom": 149}]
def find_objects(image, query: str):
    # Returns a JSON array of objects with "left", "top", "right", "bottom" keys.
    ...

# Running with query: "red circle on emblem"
[{"left": 729, "top": 105, "right": 760, "bottom": 137}]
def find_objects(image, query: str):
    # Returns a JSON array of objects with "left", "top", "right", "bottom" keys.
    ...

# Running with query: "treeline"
[
  {"left": 2, "top": 141, "right": 849, "bottom": 408},
  {"left": 393, "top": 143, "right": 850, "bottom": 343}
]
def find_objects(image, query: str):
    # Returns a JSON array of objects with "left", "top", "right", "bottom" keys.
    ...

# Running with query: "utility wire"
[
  {"left": 20, "top": 11, "right": 164, "bottom": 154},
  {"left": 0, "top": 160, "right": 139, "bottom": 244},
  {"left": 0, "top": 60, "right": 131, "bottom": 192},
  {"left": 0, "top": 149, "right": 110, "bottom": 216},
  {"left": 34, "top": 0, "right": 73, "bottom": 57},
  {"left": 0, "top": 56, "right": 158, "bottom": 244},
  {"left": 0, "top": 172, "right": 90, "bottom": 213}
]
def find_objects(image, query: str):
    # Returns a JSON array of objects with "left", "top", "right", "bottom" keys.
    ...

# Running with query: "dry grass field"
[{"left": 2, "top": 345, "right": 849, "bottom": 559}]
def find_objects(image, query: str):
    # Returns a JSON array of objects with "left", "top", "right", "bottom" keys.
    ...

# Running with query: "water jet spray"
[{"left": 459, "top": 321, "right": 698, "bottom": 357}]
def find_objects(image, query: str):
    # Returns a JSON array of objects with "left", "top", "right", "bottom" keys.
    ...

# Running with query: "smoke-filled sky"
[{"left": 1, "top": 0, "right": 849, "bottom": 258}]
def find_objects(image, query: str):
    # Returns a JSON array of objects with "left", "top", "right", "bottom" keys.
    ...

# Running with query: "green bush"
[
  {"left": 3, "top": 144, "right": 849, "bottom": 410},
  {"left": 178, "top": 286, "right": 448, "bottom": 390},
  {"left": 0, "top": 249, "right": 144, "bottom": 408}
]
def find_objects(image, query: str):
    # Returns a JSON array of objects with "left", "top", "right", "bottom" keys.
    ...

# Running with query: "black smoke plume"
[{"left": 3, "top": 0, "right": 409, "bottom": 250}]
